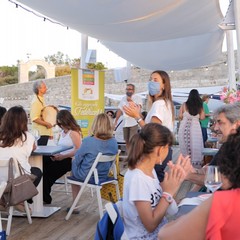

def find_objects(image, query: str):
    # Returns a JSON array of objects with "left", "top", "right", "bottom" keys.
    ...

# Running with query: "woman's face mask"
[{"left": 148, "top": 81, "right": 160, "bottom": 96}]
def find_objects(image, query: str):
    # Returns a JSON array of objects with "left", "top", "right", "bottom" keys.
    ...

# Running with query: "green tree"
[{"left": 0, "top": 66, "right": 18, "bottom": 86}]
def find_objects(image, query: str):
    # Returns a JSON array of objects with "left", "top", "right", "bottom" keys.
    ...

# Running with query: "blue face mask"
[{"left": 148, "top": 81, "right": 160, "bottom": 96}]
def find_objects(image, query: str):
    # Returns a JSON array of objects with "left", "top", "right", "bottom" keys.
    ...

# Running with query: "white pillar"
[
  {"left": 81, "top": 34, "right": 88, "bottom": 68},
  {"left": 226, "top": 30, "right": 236, "bottom": 90},
  {"left": 234, "top": 0, "right": 240, "bottom": 81}
]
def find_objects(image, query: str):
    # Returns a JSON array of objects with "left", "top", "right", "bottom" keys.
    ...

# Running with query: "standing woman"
[
  {"left": 0, "top": 106, "right": 42, "bottom": 211},
  {"left": 43, "top": 110, "right": 82, "bottom": 204},
  {"left": 123, "top": 70, "right": 174, "bottom": 182},
  {"left": 30, "top": 80, "right": 53, "bottom": 143},
  {"left": 178, "top": 89, "right": 205, "bottom": 168}
]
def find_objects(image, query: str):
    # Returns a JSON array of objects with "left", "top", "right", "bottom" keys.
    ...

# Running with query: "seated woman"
[
  {"left": 43, "top": 110, "right": 82, "bottom": 204},
  {"left": 0, "top": 106, "right": 42, "bottom": 211},
  {"left": 122, "top": 123, "right": 190, "bottom": 239},
  {"left": 70, "top": 113, "right": 118, "bottom": 207},
  {"left": 158, "top": 127, "right": 240, "bottom": 240}
]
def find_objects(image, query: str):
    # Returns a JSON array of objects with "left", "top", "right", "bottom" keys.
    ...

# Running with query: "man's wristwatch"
[{"left": 162, "top": 192, "right": 173, "bottom": 204}]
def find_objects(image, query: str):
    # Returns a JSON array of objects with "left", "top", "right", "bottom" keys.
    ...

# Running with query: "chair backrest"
[
  {"left": 93, "top": 150, "right": 120, "bottom": 185},
  {"left": 95, "top": 202, "right": 125, "bottom": 240},
  {"left": 0, "top": 159, "right": 20, "bottom": 182}
]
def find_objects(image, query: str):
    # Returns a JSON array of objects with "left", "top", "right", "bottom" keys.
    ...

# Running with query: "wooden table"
[{"left": 28, "top": 145, "right": 72, "bottom": 218}]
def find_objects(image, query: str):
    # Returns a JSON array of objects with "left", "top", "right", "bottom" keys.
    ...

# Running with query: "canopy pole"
[
  {"left": 81, "top": 34, "right": 88, "bottom": 69},
  {"left": 226, "top": 30, "right": 236, "bottom": 90},
  {"left": 234, "top": 0, "right": 240, "bottom": 82}
]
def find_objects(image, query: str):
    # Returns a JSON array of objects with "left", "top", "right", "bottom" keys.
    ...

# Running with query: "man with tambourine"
[{"left": 30, "top": 80, "right": 57, "bottom": 145}]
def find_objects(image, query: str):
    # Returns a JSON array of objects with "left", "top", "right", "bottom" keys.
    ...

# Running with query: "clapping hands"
[
  {"left": 161, "top": 155, "right": 191, "bottom": 196},
  {"left": 123, "top": 101, "right": 141, "bottom": 118}
]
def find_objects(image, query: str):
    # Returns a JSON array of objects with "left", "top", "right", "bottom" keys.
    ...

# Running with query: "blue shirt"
[{"left": 72, "top": 136, "right": 118, "bottom": 182}]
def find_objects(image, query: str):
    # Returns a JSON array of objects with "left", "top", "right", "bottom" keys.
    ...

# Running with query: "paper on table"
[{"left": 178, "top": 194, "right": 212, "bottom": 207}]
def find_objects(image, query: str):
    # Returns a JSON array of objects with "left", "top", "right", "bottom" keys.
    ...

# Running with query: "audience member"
[
  {"left": 0, "top": 106, "right": 6, "bottom": 125},
  {"left": 70, "top": 113, "right": 118, "bottom": 212},
  {"left": 30, "top": 80, "right": 53, "bottom": 144},
  {"left": 123, "top": 70, "right": 175, "bottom": 182},
  {"left": 43, "top": 110, "right": 82, "bottom": 204},
  {"left": 158, "top": 127, "right": 240, "bottom": 240},
  {"left": 200, "top": 94, "right": 211, "bottom": 146},
  {"left": 0, "top": 106, "right": 42, "bottom": 211},
  {"left": 122, "top": 123, "right": 190, "bottom": 239},
  {"left": 178, "top": 89, "right": 205, "bottom": 168},
  {"left": 106, "top": 110, "right": 115, "bottom": 119},
  {"left": 115, "top": 84, "right": 142, "bottom": 150},
  {"left": 186, "top": 102, "right": 240, "bottom": 187}
]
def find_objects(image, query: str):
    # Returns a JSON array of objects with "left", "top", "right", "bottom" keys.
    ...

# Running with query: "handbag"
[
  {"left": 3, "top": 158, "right": 38, "bottom": 207},
  {"left": 101, "top": 155, "right": 124, "bottom": 203}
]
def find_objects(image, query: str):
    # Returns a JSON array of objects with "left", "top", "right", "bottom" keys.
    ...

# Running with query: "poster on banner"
[{"left": 71, "top": 68, "right": 105, "bottom": 137}]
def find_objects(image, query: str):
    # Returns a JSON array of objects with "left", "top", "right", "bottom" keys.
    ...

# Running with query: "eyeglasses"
[{"left": 126, "top": 88, "right": 134, "bottom": 91}]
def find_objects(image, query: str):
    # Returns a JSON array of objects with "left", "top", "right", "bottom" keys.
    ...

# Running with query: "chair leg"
[
  {"left": 65, "top": 184, "right": 84, "bottom": 220},
  {"left": 96, "top": 188, "right": 103, "bottom": 219},
  {"left": 115, "top": 182, "right": 121, "bottom": 201},
  {"left": 6, "top": 206, "right": 13, "bottom": 236},
  {"left": 24, "top": 201, "right": 32, "bottom": 224},
  {"left": 64, "top": 174, "right": 69, "bottom": 195}
]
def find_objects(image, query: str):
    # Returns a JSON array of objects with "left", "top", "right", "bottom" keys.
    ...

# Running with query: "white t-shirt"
[
  {"left": 122, "top": 168, "right": 168, "bottom": 239},
  {"left": 0, "top": 131, "right": 34, "bottom": 172},
  {"left": 145, "top": 99, "right": 174, "bottom": 132},
  {"left": 118, "top": 94, "right": 142, "bottom": 127}
]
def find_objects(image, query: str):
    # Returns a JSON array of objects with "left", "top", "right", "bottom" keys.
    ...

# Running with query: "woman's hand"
[
  {"left": 122, "top": 101, "right": 141, "bottom": 118},
  {"left": 175, "top": 154, "right": 192, "bottom": 177},
  {"left": 51, "top": 153, "right": 64, "bottom": 161},
  {"left": 161, "top": 161, "right": 185, "bottom": 196}
]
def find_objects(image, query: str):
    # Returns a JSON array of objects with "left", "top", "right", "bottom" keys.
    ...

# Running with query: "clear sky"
[
  {"left": 0, "top": 0, "right": 235, "bottom": 68},
  {"left": 0, "top": 0, "right": 127, "bottom": 68}
]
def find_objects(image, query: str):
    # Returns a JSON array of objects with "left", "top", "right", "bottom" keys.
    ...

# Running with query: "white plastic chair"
[
  {"left": 105, "top": 202, "right": 129, "bottom": 240},
  {"left": 54, "top": 173, "right": 70, "bottom": 195},
  {"left": 0, "top": 159, "right": 32, "bottom": 236},
  {"left": 65, "top": 151, "right": 120, "bottom": 220}
]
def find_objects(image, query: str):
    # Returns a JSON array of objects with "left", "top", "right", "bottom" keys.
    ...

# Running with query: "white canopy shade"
[{"left": 17, "top": 0, "right": 225, "bottom": 70}]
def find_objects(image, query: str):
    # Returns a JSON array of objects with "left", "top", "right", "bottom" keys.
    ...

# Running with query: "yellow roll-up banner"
[{"left": 71, "top": 68, "right": 105, "bottom": 137}]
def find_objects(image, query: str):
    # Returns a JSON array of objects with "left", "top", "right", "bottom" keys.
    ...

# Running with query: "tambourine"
[{"left": 41, "top": 105, "right": 59, "bottom": 126}]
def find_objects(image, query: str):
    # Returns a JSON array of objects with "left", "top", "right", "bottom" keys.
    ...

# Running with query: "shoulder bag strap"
[{"left": 8, "top": 158, "right": 14, "bottom": 183}]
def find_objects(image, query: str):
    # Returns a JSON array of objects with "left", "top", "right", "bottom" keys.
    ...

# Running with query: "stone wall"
[{"left": 0, "top": 60, "right": 229, "bottom": 109}]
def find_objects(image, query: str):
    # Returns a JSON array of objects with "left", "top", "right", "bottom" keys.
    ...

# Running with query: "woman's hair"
[
  {"left": 216, "top": 127, "right": 240, "bottom": 189},
  {"left": 186, "top": 89, "right": 203, "bottom": 116},
  {"left": 106, "top": 110, "right": 115, "bottom": 118},
  {"left": 127, "top": 123, "right": 173, "bottom": 169},
  {"left": 0, "top": 106, "right": 28, "bottom": 147},
  {"left": 201, "top": 94, "right": 209, "bottom": 102},
  {"left": 57, "top": 110, "right": 82, "bottom": 133},
  {"left": 90, "top": 113, "right": 114, "bottom": 140},
  {"left": 147, "top": 70, "right": 174, "bottom": 121},
  {"left": 0, "top": 106, "right": 7, "bottom": 125},
  {"left": 33, "top": 80, "right": 45, "bottom": 95}
]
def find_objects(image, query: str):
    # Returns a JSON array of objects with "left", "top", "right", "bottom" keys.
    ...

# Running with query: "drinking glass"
[{"left": 204, "top": 166, "right": 222, "bottom": 193}]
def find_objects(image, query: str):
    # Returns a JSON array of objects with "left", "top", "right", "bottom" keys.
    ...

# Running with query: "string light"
[{"left": 9, "top": 0, "right": 69, "bottom": 30}]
